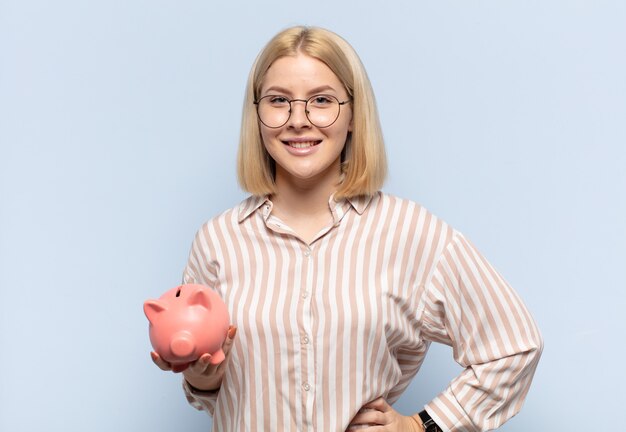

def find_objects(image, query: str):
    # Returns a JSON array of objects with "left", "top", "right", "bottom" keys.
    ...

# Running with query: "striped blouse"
[{"left": 180, "top": 192, "right": 543, "bottom": 431}]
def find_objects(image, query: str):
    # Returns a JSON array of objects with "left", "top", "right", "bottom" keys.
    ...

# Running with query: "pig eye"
[{"left": 176, "top": 288, "right": 181, "bottom": 298}]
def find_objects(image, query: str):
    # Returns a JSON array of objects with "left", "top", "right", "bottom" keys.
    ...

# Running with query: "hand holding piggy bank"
[{"left": 144, "top": 284, "right": 230, "bottom": 373}]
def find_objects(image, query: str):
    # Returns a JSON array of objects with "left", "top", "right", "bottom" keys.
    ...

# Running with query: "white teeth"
[{"left": 288, "top": 141, "right": 318, "bottom": 148}]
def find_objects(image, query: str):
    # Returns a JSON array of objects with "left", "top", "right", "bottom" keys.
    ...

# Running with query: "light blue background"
[{"left": 1, "top": 1, "right": 625, "bottom": 431}]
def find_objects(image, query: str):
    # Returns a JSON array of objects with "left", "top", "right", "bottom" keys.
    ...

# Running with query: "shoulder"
[
  {"left": 374, "top": 192, "right": 448, "bottom": 223},
  {"left": 373, "top": 191, "right": 459, "bottom": 243},
  {"left": 192, "top": 195, "right": 262, "bottom": 244}
]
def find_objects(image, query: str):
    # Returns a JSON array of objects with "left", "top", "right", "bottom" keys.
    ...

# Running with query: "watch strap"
[{"left": 418, "top": 410, "right": 443, "bottom": 432}]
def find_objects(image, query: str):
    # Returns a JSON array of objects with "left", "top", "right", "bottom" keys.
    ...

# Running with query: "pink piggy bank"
[{"left": 144, "top": 284, "right": 230, "bottom": 372}]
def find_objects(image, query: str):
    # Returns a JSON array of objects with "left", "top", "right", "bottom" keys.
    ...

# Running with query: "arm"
[
  {"left": 178, "top": 225, "right": 229, "bottom": 416},
  {"left": 420, "top": 232, "right": 543, "bottom": 431},
  {"left": 178, "top": 325, "right": 236, "bottom": 417}
]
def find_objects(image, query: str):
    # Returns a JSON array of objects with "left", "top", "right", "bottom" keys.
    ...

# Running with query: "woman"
[{"left": 152, "top": 26, "right": 543, "bottom": 431}]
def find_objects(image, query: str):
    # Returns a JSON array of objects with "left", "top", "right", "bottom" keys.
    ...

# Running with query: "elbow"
[
  {"left": 533, "top": 327, "right": 544, "bottom": 359},
  {"left": 525, "top": 327, "right": 544, "bottom": 370},
  {"left": 514, "top": 327, "right": 544, "bottom": 372}
]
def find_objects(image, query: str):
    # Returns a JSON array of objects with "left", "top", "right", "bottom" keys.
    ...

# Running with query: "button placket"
[{"left": 299, "top": 242, "right": 315, "bottom": 429}]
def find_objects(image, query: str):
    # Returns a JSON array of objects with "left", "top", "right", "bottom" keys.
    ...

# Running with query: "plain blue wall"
[{"left": 1, "top": 1, "right": 625, "bottom": 430}]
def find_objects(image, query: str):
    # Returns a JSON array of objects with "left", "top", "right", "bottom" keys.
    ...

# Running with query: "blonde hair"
[{"left": 237, "top": 26, "right": 387, "bottom": 199}]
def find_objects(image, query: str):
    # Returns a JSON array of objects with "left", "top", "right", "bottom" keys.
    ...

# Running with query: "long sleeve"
[
  {"left": 179, "top": 226, "right": 221, "bottom": 416},
  {"left": 172, "top": 193, "right": 541, "bottom": 430},
  {"left": 420, "top": 231, "right": 543, "bottom": 431}
]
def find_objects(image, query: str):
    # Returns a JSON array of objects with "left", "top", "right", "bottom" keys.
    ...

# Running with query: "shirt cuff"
[
  {"left": 425, "top": 387, "right": 478, "bottom": 432},
  {"left": 182, "top": 378, "right": 220, "bottom": 416}
]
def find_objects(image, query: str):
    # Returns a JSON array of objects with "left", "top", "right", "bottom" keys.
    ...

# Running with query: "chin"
[{"left": 290, "top": 171, "right": 322, "bottom": 181}]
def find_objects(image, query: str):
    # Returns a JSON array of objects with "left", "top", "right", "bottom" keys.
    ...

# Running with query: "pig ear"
[
  {"left": 144, "top": 300, "right": 167, "bottom": 323},
  {"left": 188, "top": 288, "right": 212, "bottom": 310}
]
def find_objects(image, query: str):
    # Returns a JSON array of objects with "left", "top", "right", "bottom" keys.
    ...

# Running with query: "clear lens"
[
  {"left": 257, "top": 97, "right": 291, "bottom": 128},
  {"left": 256, "top": 95, "right": 341, "bottom": 128}
]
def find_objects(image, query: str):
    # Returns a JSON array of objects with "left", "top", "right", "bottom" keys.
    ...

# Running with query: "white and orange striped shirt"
[{"left": 181, "top": 192, "right": 542, "bottom": 431}]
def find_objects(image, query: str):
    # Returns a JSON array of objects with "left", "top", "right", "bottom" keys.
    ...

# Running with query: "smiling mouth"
[{"left": 282, "top": 140, "right": 322, "bottom": 149}]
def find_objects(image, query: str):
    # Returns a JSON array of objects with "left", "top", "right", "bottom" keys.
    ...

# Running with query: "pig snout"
[{"left": 170, "top": 331, "right": 196, "bottom": 358}]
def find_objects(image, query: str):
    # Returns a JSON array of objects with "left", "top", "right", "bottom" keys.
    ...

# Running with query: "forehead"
[{"left": 260, "top": 54, "right": 343, "bottom": 94}]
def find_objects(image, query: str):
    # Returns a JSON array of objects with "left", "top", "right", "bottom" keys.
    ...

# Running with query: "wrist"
[
  {"left": 184, "top": 376, "right": 222, "bottom": 392},
  {"left": 417, "top": 410, "right": 443, "bottom": 432},
  {"left": 410, "top": 413, "right": 425, "bottom": 432}
]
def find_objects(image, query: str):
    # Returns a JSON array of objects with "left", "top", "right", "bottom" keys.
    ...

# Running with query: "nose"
[{"left": 287, "top": 99, "right": 311, "bottom": 128}]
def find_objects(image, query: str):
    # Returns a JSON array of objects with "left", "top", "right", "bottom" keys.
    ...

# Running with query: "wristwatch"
[{"left": 418, "top": 410, "right": 443, "bottom": 432}]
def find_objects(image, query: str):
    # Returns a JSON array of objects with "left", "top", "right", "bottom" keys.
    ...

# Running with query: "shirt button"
[
  {"left": 301, "top": 291, "right": 308, "bottom": 299},
  {"left": 302, "top": 335, "right": 310, "bottom": 344},
  {"left": 303, "top": 382, "right": 311, "bottom": 391},
  {"left": 304, "top": 250, "right": 311, "bottom": 257}
]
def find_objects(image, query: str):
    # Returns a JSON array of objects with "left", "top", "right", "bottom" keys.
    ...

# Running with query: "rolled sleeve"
[
  {"left": 420, "top": 232, "right": 543, "bottom": 431},
  {"left": 182, "top": 379, "right": 220, "bottom": 416}
]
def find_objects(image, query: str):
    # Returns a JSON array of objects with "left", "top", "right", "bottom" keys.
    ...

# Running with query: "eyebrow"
[{"left": 262, "top": 85, "right": 338, "bottom": 96}]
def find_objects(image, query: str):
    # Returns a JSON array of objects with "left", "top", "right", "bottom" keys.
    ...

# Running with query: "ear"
[
  {"left": 188, "top": 287, "right": 212, "bottom": 310},
  {"left": 143, "top": 300, "right": 167, "bottom": 323}
]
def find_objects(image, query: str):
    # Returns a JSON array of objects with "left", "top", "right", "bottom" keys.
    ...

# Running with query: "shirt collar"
[
  {"left": 344, "top": 194, "right": 373, "bottom": 215},
  {"left": 237, "top": 193, "right": 374, "bottom": 224},
  {"left": 237, "top": 195, "right": 271, "bottom": 223}
]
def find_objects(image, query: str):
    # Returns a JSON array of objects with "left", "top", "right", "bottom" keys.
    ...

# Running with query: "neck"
[{"left": 271, "top": 166, "right": 341, "bottom": 219}]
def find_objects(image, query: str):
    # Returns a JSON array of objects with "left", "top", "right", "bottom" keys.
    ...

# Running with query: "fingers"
[
  {"left": 350, "top": 409, "right": 387, "bottom": 426},
  {"left": 151, "top": 325, "right": 237, "bottom": 377},
  {"left": 187, "top": 353, "right": 213, "bottom": 375},
  {"left": 186, "top": 325, "right": 238, "bottom": 376},
  {"left": 150, "top": 351, "right": 172, "bottom": 371},
  {"left": 362, "top": 397, "right": 391, "bottom": 412},
  {"left": 222, "top": 325, "right": 237, "bottom": 355},
  {"left": 346, "top": 425, "right": 374, "bottom": 431},
  {"left": 200, "top": 353, "right": 213, "bottom": 364},
  {"left": 227, "top": 325, "right": 237, "bottom": 340},
  {"left": 348, "top": 398, "right": 398, "bottom": 430}
]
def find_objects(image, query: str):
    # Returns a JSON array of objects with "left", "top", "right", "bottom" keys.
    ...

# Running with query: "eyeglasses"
[{"left": 253, "top": 94, "right": 351, "bottom": 128}]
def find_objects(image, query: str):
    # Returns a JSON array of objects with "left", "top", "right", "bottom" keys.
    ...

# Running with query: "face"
[{"left": 258, "top": 53, "right": 352, "bottom": 188}]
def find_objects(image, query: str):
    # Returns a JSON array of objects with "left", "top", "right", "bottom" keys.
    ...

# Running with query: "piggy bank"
[{"left": 144, "top": 284, "right": 230, "bottom": 372}]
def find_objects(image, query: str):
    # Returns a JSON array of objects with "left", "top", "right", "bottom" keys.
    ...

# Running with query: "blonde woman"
[{"left": 152, "top": 26, "right": 543, "bottom": 432}]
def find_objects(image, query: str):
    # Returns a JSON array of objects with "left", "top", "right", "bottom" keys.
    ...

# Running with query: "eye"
[
  {"left": 309, "top": 95, "right": 334, "bottom": 106},
  {"left": 267, "top": 96, "right": 289, "bottom": 106}
]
